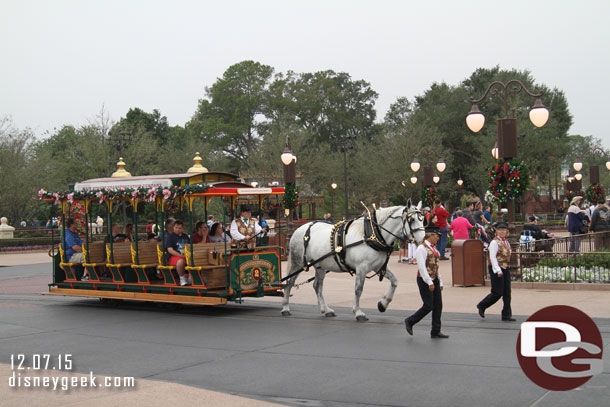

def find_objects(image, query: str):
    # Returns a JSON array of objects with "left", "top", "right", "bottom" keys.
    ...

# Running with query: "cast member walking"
[
  {"left": 405, "top": 225, "right": 449, "bottom": 338},
  {"left": 477, "top": 222, "right": 515, "bottom": 321}
]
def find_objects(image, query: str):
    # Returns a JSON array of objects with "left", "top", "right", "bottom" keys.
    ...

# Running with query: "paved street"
[{"left": 1, "top": 260, "right": 609, "bottom": 407}]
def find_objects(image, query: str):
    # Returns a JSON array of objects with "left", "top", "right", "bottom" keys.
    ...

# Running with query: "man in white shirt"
[
  {"left": 405, "top": 225, "right": 449, "bottom": 339},
  {"left": 230, "top": 205, "right": 263, "bottom": 249},
  {"left": 477, "top": 222, "right": 515, "bottom": 321}
]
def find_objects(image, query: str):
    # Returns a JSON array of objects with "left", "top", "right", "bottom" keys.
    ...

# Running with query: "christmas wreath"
[
  {"left": 421, "top": 186, "right": 437, "bottom": 208},
  {"left": 282, "top": 183, "right": 299, "bottom": 210},
  {"left": 262, "top": 197, "right": 279, "bottom": 213},
  {"left": 585, "top": 184, "right": 606, "bottom": 205},
  {"left": 488, "top": 159, "right": 530, "bottom": 202}
]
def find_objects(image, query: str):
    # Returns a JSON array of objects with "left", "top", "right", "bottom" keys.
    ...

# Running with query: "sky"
[{"left": 1, "top": 0, "right": 609, "bottom": 146}]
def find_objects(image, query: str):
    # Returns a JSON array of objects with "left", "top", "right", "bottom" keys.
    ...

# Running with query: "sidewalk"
[
  {"left": 252, "top": 250, "right": 610, "bottom": 318},
  {"left": 0, "top": 251, "right": 50, "bottom": 266},
  {"left": 2, "top": 250, "right": 608, "bottom": 318}
]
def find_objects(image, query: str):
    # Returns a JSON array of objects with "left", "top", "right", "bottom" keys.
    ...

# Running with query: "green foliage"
[
  {"left": 0, "top": 119, "right": 40, "bottom": 223},
  {"left": 187, "top": 60, "right": 275, "bottom": 168},
  {"left": 2, "top": 62, "right": 586, "bottom": 224},
  {"left": 282, "top": 183, "right": 299, "bottom": 210},
  {"left": 421, "top": 187, "right": 437, "bottom": 207}
]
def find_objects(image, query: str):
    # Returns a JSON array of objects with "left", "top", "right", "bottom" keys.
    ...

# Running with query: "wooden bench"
[
  {"left": 82, "top": 241, "right": 106, "bottom": 281},
  {"left": 58, "top": 244, "right": 82, "bottom": 282},
  {"left": 184, "top": 243, "right": 228, "bottom": 289},
  {"left": 130, "top": 241, "right": 159, "bottom": 283},
  {"left": 106, "top": 242, "right": 137, "bottom": 283},
  {"left": 156, "top": 243, "right": 179, "bottom": 286}
]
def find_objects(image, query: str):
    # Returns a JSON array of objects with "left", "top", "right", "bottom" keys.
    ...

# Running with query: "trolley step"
[{"left": 42, "top": 287, "right": 227, "bottom": 306}]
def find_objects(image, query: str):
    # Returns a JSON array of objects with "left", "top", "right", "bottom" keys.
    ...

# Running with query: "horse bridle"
[{"left": 383, "top": 206, "right": 425, "bottom": 241}]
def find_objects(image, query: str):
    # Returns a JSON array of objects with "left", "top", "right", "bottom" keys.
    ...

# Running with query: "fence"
[
  {"left": 513, "top": 251, "right": 610, "bottom": 283},
  {"left": 481, "top": 231, "right": 610, "bottom": 284}
]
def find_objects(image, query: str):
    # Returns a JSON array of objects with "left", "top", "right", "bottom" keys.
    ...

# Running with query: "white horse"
[{"left": 281, "top": 200, "right": 426, "bottom": 321}]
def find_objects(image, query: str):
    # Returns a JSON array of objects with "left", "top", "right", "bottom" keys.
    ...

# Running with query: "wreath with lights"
[
  {"left": 421, "top": 186, "right": 437, "bottom": 208},
  {"left": 488, "top": 159, "right": 530, "bottom": 202},
  {"left": 282, "top": 183, "right": 299, "bottom": 210},
  {"left": 585, "top": 184, "right": 606, "bottom": 205}
]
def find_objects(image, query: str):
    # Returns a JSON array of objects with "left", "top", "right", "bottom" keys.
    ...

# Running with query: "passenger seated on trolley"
[
  {"left": 230, "top": 205, "right": 263, "bottom": 249},
  {"left": 209, "top": 222, "right": 231, "bottom": 243},
  {"left": 166, "top": 220, "right": 191, "bottom": 286},
  {"left": 124, "top": 223, "right": 134, "bottom": 242},
  {"left": 63, "top": 218, "right": 84, "bottom": 263},
  {"left": 104, "top": 224, "right": 128, "bottom": 244},
  {"left": 193, "top": 221, "right": 211, "bottom": 243}
]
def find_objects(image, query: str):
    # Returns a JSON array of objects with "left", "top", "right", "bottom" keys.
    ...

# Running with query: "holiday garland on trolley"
[
  {"left": 585, "top": 184, "right": 606, "bottom": 205},
  {"left": 488, "top": 159, "right": 530, "bottom": 202},
  {"left": 38, "top": 184, "right": 213, "bottom": 204}
]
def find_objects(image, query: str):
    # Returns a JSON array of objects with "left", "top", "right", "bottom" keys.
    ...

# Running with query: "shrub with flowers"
[{"left": 488, "top": 159, "right": 529, "bottom": 202}]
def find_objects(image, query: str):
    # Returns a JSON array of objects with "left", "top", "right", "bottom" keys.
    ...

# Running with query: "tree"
[
  {"left": 285, "top": 70, "right": 378, "bottom": 150},
  {"left": 110, "top": 108, "right": 171, "bottom": 147},
  {"left": 0, "top": 118, "right": 39, "bottom": 223},
  {"left": 188, "top": 60, "right": 275, "bottom": 170}
]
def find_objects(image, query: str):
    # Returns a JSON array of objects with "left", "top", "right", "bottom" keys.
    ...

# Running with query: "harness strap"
[
  {"left": 302, "top": 221, "right": 319, "bottom": 269},
  {"left": 331, "top": 219, "right": 356, "bottom": 275},
  {"left": 280, "top": 239, "right": 364, "bottom": 282}
]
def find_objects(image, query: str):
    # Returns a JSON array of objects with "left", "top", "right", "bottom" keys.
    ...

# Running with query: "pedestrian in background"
[
  {"left": 567, "top": 196, "right": 588, "bottom": 252},
  {"left": 432, "top": 199, "right": 450, "bottom": 260},
  {"left": 449, "top": 210, "right": 472, "bottom": 240}
]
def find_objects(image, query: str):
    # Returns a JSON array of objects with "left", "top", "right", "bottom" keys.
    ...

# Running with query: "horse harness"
[{"left": 281, "top": 205, "right": 424, "bottom": 283}]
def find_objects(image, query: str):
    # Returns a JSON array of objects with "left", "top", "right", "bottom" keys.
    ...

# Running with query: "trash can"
[{"left": 450, "top": 239, "right": 485, "bottom": 286}]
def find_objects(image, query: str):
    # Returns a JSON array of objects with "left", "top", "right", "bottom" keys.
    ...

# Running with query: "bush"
[{"left": 0, "top": 237, "right": 57, "bottom": 248}]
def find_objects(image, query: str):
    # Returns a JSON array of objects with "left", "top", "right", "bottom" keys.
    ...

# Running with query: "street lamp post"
[
  {"left": 281, "top": 136, "right": 297, "bottom": 251},
  {"left": 330, "top": 182, "right": 337, "bottom": 218},
  {"left": 467, "top": 80, "right": 549, "bottom": 223},
  {"left": 338, "top": 131, "right": 357, "bottom": 218},
  {"left": 410, "top": 158, "right": 446, "bottom": 187}
]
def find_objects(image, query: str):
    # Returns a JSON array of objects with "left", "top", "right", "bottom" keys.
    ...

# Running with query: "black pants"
[
  {"left": 477, "top": 266, "right": 512, "bottom": 318},
  {"left": 407, "top": 277, "right": 442, "bottom": 335}
]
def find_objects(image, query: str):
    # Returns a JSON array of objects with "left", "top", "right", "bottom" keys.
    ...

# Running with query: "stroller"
[{"left": 476, "top": 223, "right": 496, "bottom": 247}]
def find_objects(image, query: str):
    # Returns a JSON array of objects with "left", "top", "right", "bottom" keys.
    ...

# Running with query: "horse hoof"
[
  {"left": 377, "top": 302, "right": 386, "bottom": 313},
  {"left": 356, "top": 315, "right": 369, "bottom": 322},
  {"left": 281, "top": 310, "right": 291, "bottom": 316},
  {"left": 325, "top": 311, "right": 336, "bottom": 317}
]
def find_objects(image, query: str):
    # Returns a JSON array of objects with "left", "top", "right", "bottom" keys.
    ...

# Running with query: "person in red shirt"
[
  {"left": 192, "top": 221, "right": 211, "bottom": 244},
  {"left": 432, "top": 199, "right": 450, "bottom": 260},
  {"left": 449, "top": 210, "right": 473, "bottom": 239}
]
